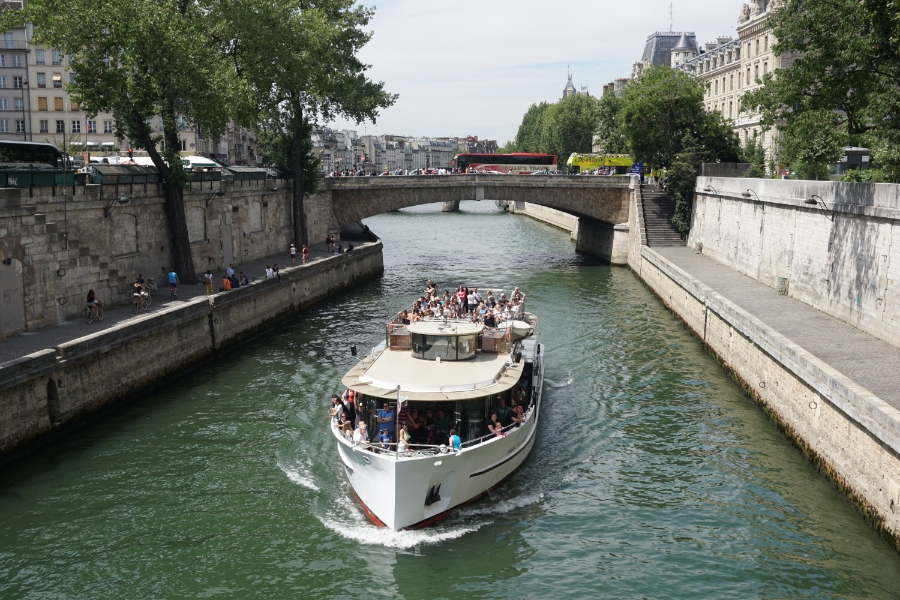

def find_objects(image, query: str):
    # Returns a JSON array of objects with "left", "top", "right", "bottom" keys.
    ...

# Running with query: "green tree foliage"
[
  {"left": 742, "top": 0, "right": 900, "bottom": 179},
  {"left": 229, "top": 0, "right": 395, "bottom": 246},
  {"left": 540, "top": 94, "right": 600, "bottom": 159},
  {"left": 257, "top": 121, "right": 321, "bottom": 196},
  {"left": 618, "top": 66, "right": 706, "bottom": 169},
  {"left": 780, "top": 110, "right": 848, "bottom": 180},
  {"left": 2, "top": 0, "right": 253, "bottom": 283},
  {"left": 594, "top": 90, "right": 628, "bottom": 155},
  {"left": 513, "top": 102, "right": 552, "bottom": 153},
  {"left": 740, "top": 134, "right": 767, "bottom": 178},
  {"left": 668, "top": 134, "right": 705, "bottom": 236}
]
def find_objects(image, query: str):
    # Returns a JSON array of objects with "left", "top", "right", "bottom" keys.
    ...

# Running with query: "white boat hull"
[{"left": 334, "top": 346, "right": 545, "bottom": 530}]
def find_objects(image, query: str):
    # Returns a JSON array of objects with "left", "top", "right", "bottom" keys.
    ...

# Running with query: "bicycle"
[
  {"left": 84, "top": 304, "right": 103, "bottom": 324},
  {"left": 170, "top": 286, "right": 178, "bottom": 301},
  {"left": 132, "top": 294, "right": 146, "bottom": 313}
]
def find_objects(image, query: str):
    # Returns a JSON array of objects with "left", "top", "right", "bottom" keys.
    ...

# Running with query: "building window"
[
  {"left": 730, "top": 75, "right": 733, "bottom": 91},
  {"left": 714, "top": 80, "right": 718, "bottom": 95},
  {"left": 52, "top": 73, "right": 61, "bottom": 88},
  {"left": 36, "top": 73, "right": 45, "bottom": 88},
  {"left": 755, "top": 39, "right": 760, "bottom": 55},
  {"left": 765, "top": 36, "right": 769, "bottom": 51},
  {"left": 755, "top": 65, "right": 759, "bottom": 82},
  {"left": 54, "top": 97, "right": 63, "bottom": 111},
  {"left": 87, "top": 120, "right": 96, "bottom": 133},
  {"left": 15, "top": 119, "right": 24, "bottom": 133},
  {"left": 39, "top": 119, "right": 48, "bottom": 133},
  {"left": 763, "top": 62, "right": 768, "bottom": 76},
  {"left": 0, "top": 54, "right": 5, "bottom": 67},
  {"left": 35, "top": 49, "right": 44, "bottom": 65},
  {"left": 52, "top": 49, "right": 61, "bottom": 65},
  {"left": 38, "top": 97, "right": 47, "bottom": 111},
  {"left": 71, "top": 120, "right": 80, "bottom": 133},
  {"left": 11, "top": 54, "right": 20, "bottom": 68},
  {"left": 0, "top": 98, "right": 7, "bottom": 110},
  {"left": 14, "top": 97, "right": 22, "bottom": 111},
  {"left": 0, "top": 119, "right": 8, "bottom": 132},
  {"left": 56, "top": 119, "right": 64, "bottom": 133},
  {"left": 729, "top": 102, "right": 733, "bottom": 118},
  {"left": 13, "top": 76, "right": 22, "bottom": 89},
  {"left": 4, "top": 33, "right": 13, "bottom": 49},
  {"left": 103, "top": 120, "right": 112, "bottom": 134},
  {"left": 69, "top": 73, "right": 76, "bottom": 83}
]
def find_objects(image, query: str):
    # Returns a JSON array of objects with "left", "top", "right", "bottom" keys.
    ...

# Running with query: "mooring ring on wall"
[
  {"left": 809, "top": 401, "right": 818, "bottom": 410},
  {"left": 57, "top": 296, "right": 67, "bottom": 305},
  {"left": 245, "top": 249, "right": 249, "bottom": 254},
  {"left": 57, "top": 268, "right": 66, "bottom": 277},
  {"left": 759, "top": 381, "right": 766, "bottom": 388},
  {"left": 213, "top": 317, "right": 219, "bottom": 325}
]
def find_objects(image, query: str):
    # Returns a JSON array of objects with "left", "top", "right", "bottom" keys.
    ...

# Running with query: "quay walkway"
[
  {"left": 654, "top": 246, "right": 900, "bottom": 411},
  {"left": 0, "top": 243, "right": 336, "bottom": 365}
]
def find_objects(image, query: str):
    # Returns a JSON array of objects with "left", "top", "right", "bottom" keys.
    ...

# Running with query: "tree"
[
  {"left": 3, "top": 0, "right": 250, "bottom": 284},
  {"left": 780, "top": 110, "right": 847, "bottom": 180},
  {"left": 256, "top": 120, "right": 321, "bottom": 196},
  {"left": 618, "top": 66, "right": 706, "bottom": 170},
  {"left": 743, "top": 0, "right": 900, "bottom": 148},
  {"left": 513, "top": 102, "right": 552, "bottom": 153},
  {"left": 593, "top": 90, "right": 628, "bottom": 155},
  {"left": 740, "top": 134, "right": 767, "bottom": 178},
  {"left": 668, "top": 134, "right": 705, "bottom": 236},
  {"left": 230, "top": 0, "right": 395, "bottom": 246},
  {"left": 541, "top": 94, "right": 600, "bottom": 160}
]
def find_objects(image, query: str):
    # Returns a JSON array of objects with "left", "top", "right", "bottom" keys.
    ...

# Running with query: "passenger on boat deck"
[
  {"left": 397, "top": 310, "right": 410, "bottom": 325},
  {"left": 329, "top": 396, "right": 344, "bottom": 424},
  {"left": 380, "top": 428, "right": 392, "bottom": 450},
  {"left": 342, "top": 421, "right": 354, "bottom": 442},
  {"left": 512, "top": 287, "right": 525, "bottom": 303},
  {"left": 353, "top": 422, "right": 368, "bottom": 446},
  {"left": 398, "top": 423, "right": 411, "bottom": 453},
  {"left": 456, "top": 286, "right": 467, "bottom": 314},
  {"left": 510, "top": 400, "right": 525, "bottom": 425},
  {"left": 337, "top": 413, "right": 350, "bottom": 433},
  {"left": 377, "top": 402, "right": 396, "bottom": 438},
  {"left": 355, "top": 402, "right": 371, "bottom": 430},
  {"left": 496, "top": 398, "right": 512, "bottom": 427},
  {"left": 486, "top": 290, "right": 496, "bottom": 307},
  {"left": 487, "top": 412, "right": 504, "bottom": 437},
  {"left": 406, "top": 409, "right": 424, "bottom": 442},
  {"left": 467, "top": 289, "right": 476, "bottom": 313},
  {"left": 449, "top": 428, "right": 462, "bottom": 452},
  {"left": 484, "top": 310, "right": 497, "bottom": 328},
  {"left": 339, "top": 391, "right": 355, "bottom": 425},
  {"left": 435, "top": 409, "right": 452, "bottom": 438},
  {"left": 423, "top": 409, "right": 436, "bottom": 444},
  {"left": 473, "top": 287, "right": 482, "bottom": 304}
]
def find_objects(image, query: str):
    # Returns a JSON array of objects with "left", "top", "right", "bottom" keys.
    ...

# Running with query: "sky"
[{"left": 324, "top": 0, "right": 749, "bottom": 143}]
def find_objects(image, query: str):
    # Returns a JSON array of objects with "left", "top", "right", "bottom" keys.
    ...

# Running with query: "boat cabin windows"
[{"left": 411, "top": 333, "right": 477, "bottom": 361}]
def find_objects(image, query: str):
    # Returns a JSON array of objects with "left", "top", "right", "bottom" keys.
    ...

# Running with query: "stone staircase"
[{"left": 640, "top": 187, "right": 685, "bottom": 247}]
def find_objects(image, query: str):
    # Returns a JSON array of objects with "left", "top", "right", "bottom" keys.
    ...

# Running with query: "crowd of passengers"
[
  {"left": 329, "top": 388, "right": 528, "bottom": 455},
  {"left": 395, "top": 280, "right": 525, "bottom": 326}
]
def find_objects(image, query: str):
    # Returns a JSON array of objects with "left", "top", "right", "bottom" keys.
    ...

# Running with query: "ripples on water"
[{"left": 1, "top": 202, "right": 899, "bottom": 599}]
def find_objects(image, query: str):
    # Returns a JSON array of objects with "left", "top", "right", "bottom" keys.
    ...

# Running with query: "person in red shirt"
[{"left": 222, "top": 275, "right": 232, "bottom": 291}]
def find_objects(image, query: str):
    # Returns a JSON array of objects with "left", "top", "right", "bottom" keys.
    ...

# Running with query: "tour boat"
[{"left": 331, "top": 298, "right": 545, "bottom": 530}]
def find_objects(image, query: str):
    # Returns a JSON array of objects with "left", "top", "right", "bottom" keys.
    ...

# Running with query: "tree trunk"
[
  {"left": 290, "top": 110, "right": 308, "bottom": 247},
  {"left": 136, "top": 117, "right": 199, "bottom": 285}
]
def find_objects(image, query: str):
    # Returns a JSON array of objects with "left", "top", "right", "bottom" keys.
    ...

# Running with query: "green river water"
[{"left": 2, "top": 201, "right": 900, "bottom": 599}]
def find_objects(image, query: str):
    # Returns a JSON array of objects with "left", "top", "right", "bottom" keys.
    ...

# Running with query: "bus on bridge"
[
  {"left": 566, "top": 153, "right": 634, "bottom": 175},
  {"left": 453, "top": 153, "right": 557, "bottom": 174}
]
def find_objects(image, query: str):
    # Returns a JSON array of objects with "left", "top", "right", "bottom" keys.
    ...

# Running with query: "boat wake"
[
  {"left": 317, "top": 512, "right": 483, "bottom": 549},
  {"left": 545, "top": 370, "right": 573, "bottom": 388},
  {"left": 278, "top": 459, "right": 320, "bottom": 491},
  {"left": 454, "top": 492, "right": 546, "bottom": 518}
]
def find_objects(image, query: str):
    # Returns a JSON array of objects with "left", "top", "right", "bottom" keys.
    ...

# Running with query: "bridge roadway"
[{"left": 312, "top": 174, "right": 636, "bottom": 263}]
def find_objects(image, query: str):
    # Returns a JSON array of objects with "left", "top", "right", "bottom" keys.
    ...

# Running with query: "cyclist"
[
  {"left": 167, "top": 268, "right": 180, "bottom": 299},
  {"left": 136, "top": 273, "right": 150, "bottom": 304},
  {"left": 86, "top": 289, "right": 102, "bottom": 318},
  {"left": 132, "top": 278, "right": 146, "bottom": 310}
]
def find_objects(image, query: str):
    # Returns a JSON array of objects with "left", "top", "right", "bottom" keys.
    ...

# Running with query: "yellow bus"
[{"left": 566, "top": 153, "right": 634, "bottom": 174}]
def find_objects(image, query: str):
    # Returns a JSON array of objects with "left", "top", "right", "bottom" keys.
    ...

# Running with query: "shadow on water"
[{"left": 0, "top": 201, "right": 899, "bottom": 599}]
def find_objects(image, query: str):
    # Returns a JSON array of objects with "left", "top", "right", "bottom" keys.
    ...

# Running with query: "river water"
[{"left": 2, "top": 201, "right": 899, "bottom": 599}]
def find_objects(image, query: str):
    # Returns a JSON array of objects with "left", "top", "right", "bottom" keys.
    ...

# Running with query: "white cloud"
[{"left": 324, "top": 0, "right": 747, "bottom": 143}]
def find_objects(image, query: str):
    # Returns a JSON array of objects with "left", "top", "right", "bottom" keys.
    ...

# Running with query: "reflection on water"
[{"left": 0, "top": 201, "right": 898, "bottom": 599}]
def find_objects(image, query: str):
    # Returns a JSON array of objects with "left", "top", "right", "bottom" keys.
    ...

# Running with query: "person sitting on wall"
[
  {"left": 221, "top": 275, "right": 232, "bottom": 292},
  {"left": 239, "top": 272, "right": 249, "bottom": 286},
  {"left": 229, "top": 272, "right": 240, "bottom": 289}
]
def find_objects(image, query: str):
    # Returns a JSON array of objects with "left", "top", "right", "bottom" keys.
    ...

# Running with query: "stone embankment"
[
  {"left": 0, "top": 242, "right": 384, "bottom": 464},
  {"left": 625, "top": 177, "right": 900, "bottom": 550}
]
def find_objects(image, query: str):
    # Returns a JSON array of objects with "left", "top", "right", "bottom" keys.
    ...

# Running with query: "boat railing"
[
  {"left": 384, "top": 300, "right": 525, "bottom": 351},
  {"left": 460, "top": 406, "right": 532, "bottom": 449}
]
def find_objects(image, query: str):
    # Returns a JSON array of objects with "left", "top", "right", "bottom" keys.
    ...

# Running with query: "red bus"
[{"left": 453, "top": 153, "right": 558, "bottom": 174}]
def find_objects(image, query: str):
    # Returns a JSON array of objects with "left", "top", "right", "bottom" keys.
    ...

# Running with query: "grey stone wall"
[
  {"left": 689, "top": 177, "right": 900, "bottom": 349},
  {"left": 0, "top": 179, "right": 335, "bottom": 336},
  {"left": 0, "top": 242, "right": 384, "bottom": 462}
]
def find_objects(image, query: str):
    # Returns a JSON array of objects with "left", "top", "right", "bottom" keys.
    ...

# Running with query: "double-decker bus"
[
  {"left": 454, "top": 153, "right": 557, "bottom": 174},
  {"left": 566, "top": 153, "right": 634, "bottom": 175}
]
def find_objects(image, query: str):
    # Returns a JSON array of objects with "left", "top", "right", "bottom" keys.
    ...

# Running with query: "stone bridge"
[{"left": 310, "top": 174, "right": 638, "bottom": 263}]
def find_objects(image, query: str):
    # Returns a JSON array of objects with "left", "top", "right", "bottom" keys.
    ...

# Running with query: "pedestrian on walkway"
[
  {"left": 226, "top": 263, "right": 235, "bottom": 278},
  {"left": 204, "top": 270, "right": 214, "bottom": 296},
  {"left": 273, "top": 264, "right": 281, "bottom": 282},
  {"left": 290, "top": 243, "right": 297, "bottom": 265},
  {"left": 166, "top": 268, "right": 179, "bottom": 299},
  {"left": 302, "top": 244, "right": 309, "bottom": 265}
]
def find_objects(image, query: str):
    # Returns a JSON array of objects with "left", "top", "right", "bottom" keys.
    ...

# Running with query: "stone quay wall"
[
  {"left": 690, "top": 177, "right": 900, "bottom": 349},
  {"left": 0, "top": 179, "right": 337, "bottom": 338},
  {"left": 626, "top": 184, "right": 900, "bottom": 549},
  {"left": 508, "top": 202, "right": 580, "bottom": 240},
  {"left": 0, "top": 242, "right": 383, "bottom": 463}
]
